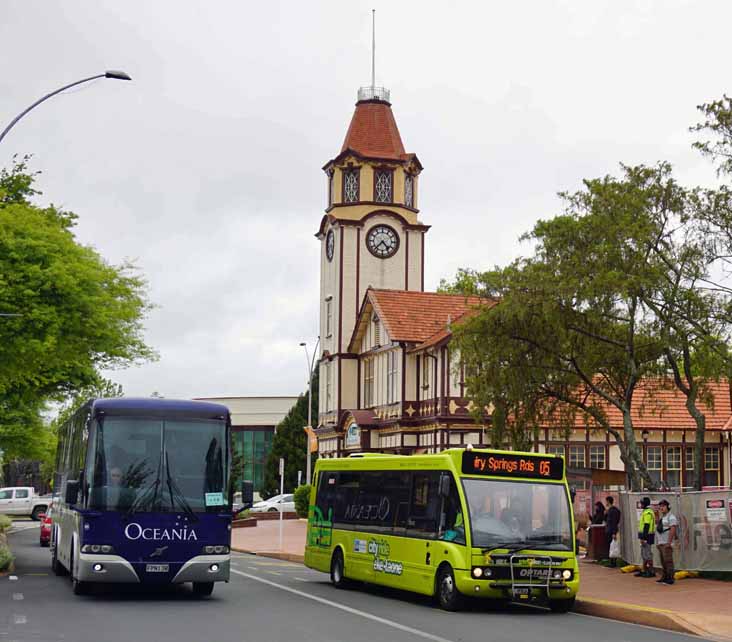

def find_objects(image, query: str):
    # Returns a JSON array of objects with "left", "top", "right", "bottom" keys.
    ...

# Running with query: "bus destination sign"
[{"left": 461, "top": 451, "right": 564, "bottom": 481}]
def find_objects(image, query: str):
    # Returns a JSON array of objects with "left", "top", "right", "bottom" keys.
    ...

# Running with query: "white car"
[{"left": 250, "top": 493, "right": 295, "bottom": 513}]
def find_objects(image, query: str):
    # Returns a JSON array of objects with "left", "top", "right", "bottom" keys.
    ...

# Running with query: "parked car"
[
  {"left": 0, "top": 487, "right": 50, "bottom": 520},
  {"left": 250, "top": 493, "right": 295, "bottom": 513},
  {"left": 39, "top": 508, "right": 53, "bottom": 547}
]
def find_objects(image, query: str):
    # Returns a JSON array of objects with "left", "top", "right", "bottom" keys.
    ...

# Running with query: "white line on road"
[
  {"left": 12, "top": 593, "right": 23, "bottom": 600},
  {"left": 231, "top": 569, "right": 455, "bottom": 642}
]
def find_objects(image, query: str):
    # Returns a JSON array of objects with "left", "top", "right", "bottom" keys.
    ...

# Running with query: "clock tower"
[{"left": 316, "top": 85, "right": 429, "bottom": 430}]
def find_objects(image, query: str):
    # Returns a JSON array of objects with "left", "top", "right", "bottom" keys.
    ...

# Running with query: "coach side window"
[
  {"left": 407, "top": 472, "right": 441, "bottom": 539},
  {"left": 439, "top": 475, "right": 466, "bottom": 545},
  {"left": 315, "top": 472, "right": 337, "bottom": 523}
]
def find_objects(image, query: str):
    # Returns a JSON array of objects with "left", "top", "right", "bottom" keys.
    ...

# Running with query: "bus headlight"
[
  {"left": 472, "top": 567, "right": 483, "bottom": 578},
  {"left": 562, "top": 570, "right": 572, "bottom": 580},
  {"left": 483, "top": 568, "right": 492, "bottom": 577},
  {"left": 553, "top": 570, "right": 562, "bottom": 579},
  {"left": 81, "top": 544, "right": 115, "bottom": 554},
  {"left": 203, "top": 545, "right": 229, "bottom": 555}
]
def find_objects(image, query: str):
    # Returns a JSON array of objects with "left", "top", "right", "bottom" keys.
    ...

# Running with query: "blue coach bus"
[{"left": 51, "top": 398, "right": 241, "bottom": 597}]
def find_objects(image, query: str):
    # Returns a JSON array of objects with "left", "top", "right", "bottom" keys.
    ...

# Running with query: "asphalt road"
[{"left": 1, "top": 526, "right": 712, "bottom": 642}]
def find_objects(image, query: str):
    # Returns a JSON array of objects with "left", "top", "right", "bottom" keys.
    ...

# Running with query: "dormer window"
[
  {"left": 404, "top": 174, "right": 413, "bottom": 208},
  {"left": 374, "top": 169, "right": 393, "bottom": 203},
  {"left": 342, "top": 168, "right": 360, "bottom": 203}
]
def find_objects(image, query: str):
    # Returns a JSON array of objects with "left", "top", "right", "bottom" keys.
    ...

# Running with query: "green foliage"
[
  {"left": 0, "top": 159, "right": 155, "bottom": 463},
  {"left": 0, "top": 544, "right": 12, "bottom": 572},
  {"left": 294, "top": 484, "right": 311, "bottom": 518},
  {"left": 261, "top": 370, "right": 319, "bottom": 499},
  {"left": 0, "top": 515, "right": 11, "bottom": 532},
  {"left": 438, "top": 268, "right": 484, "bottom": 295},
  {"left": 691, "top": 95, "right": 732, "bottom": 176}
]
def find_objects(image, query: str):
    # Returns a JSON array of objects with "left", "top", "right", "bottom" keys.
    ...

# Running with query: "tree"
[
  {"left": 0, "top": 159, "right": 156, "bottom": 461},
  {"left": 261, "top": 370, "right": 318, "bottom": 498}
]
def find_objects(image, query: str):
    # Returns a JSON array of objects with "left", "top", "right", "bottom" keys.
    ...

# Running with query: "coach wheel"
[
  {"left": 330, "top": 549, "right": 351, "bottom": 589},
  {"left": 51, "top": 535, "right": 67, "bottom": 576},
  {"left": 436, "top": 564, "right": 464, "bottom": 611},
  {"left": 193, "top": 582, "right": 215, "bottom": 597},
  {"left": 69, "top": 548, "right": 88, "bottom": 596}
]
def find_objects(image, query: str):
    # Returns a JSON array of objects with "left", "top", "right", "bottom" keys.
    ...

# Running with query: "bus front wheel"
[
  {"left": 330, "top": 549, "right": 351, "bottom": 589},
  {"left": 435, "top": 564, "right": 464, "bottom": 611},
  {"left": 193, "top": 582, "right": 214, "bottom": 597},
  {"left": 548, "top": 597, "right": 575, "bottom": 613}
]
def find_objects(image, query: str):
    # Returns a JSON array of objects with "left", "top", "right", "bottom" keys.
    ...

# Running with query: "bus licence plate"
[{"left": 146, "top": 564, "right": 169, "bottom": 573}]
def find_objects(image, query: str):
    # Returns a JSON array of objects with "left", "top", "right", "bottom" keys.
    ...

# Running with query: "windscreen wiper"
[
  {"left": 164, "top": 451, "right": 199, "bottom": 523},
  {"left": 481, "top": 542, "right": 530, "bottom": 555}
]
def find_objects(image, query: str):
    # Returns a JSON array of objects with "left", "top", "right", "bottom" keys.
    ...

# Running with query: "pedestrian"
[
  {"left": 655, "top": 499, "right": 678, "bottom": 585},
  {"left": 634, "top": 497, "right": 656, "bottom": 577},
  {"left": 605, "top": 496, "right": 621, "bottom": 567}
]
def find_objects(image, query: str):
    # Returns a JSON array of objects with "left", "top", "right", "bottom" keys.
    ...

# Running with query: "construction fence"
[{"left": 616, "top": 491, "right": 732, "bottom": 572}]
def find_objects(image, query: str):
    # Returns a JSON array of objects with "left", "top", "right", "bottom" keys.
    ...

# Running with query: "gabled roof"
[
  {"left": 410, "top": 308, "right": 487, "bottom": 353},
  {"left": 542, "top": 380, "right": 732, "bottom": 431},
  {"left": 348, "top": 288, "right": 491, "bottom": 352}
]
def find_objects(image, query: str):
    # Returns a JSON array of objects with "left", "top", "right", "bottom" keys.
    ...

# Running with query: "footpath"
[{"left": 232, "top": 520, "right": 732, "bottom": 641}]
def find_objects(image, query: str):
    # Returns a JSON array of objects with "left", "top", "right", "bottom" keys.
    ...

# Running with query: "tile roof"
[
  {"left": 543, "top": 380, "right": 732, "bottom": 431},
  {"left": 367, "top": 289, "right": 488, "bottom": 344},
  {"left": 341, "top": 100, "right": 407, "bottom": 161}
]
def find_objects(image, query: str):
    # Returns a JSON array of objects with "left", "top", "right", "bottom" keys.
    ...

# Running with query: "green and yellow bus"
[{"left": 304, "top": 448, "right": 578, "bottom": 612}]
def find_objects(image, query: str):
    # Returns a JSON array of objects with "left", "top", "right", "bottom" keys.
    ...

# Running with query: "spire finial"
[
  {"left": 357, "top": 10, "right": 390, "bottom": 103},
  {"left": 371, "top": 9, "right": 376, "bottom": 91}
]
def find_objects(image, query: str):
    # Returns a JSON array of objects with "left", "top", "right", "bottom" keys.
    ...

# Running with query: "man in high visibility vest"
[{"left": 634, "top": 497, "right": 657, "bottom": 577}]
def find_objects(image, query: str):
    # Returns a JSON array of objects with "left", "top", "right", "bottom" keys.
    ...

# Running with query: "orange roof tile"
[
  {"left": 411, "top": 308, "right": 488, "bottom": 352},
  {"left": 367, "top": 289, "right": 488, "bottom": 344},
  {"left": 543, "top": 380, "right": 732, "bottom": 431},
  {"left": 341, "top": 100, "right": 407, "bottom": 161}
]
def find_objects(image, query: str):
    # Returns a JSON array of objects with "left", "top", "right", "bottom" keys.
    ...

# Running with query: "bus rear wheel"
[
  {"left": 330, "top": 549, "right": 351, "bottom": 589},
  {"left": 548, "top": 597, "right": 575, "bottom": 613},
  {"left": 435, "top": 564, "right": 464, "bottom": 611},
  {"left": 193, "top": 582, "right": 214, "bottom": 597}
]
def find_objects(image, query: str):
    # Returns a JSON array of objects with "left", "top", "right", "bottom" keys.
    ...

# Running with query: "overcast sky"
[{"left": 1, "top": 1, "right": 729, "bottom": 400}]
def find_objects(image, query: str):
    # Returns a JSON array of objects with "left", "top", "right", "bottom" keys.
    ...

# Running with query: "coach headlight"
[
  {"left": 562, "top": 569, "right": 572, "bottom": 580},
  {"left": 472, "top": 567, "right": 483, "bottom": 578},
  {"left": 81, "top": 544, "right": 115, "bottom": 554},
  {"left": 203, "top": 545, "right": 229, "bottom": 554}
]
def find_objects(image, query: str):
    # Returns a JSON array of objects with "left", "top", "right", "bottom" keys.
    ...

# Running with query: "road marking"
[
  {"left": 13, "top": 615, "right": 26, "bottom": 625},
  {"left": 12, "top": 593, "right": 23, "bottom": 601},
  {"left": 8, "top": 576, "right": 18, "bottom": 581},
  {"left": 266, "top": 571, "right": 282, "bottom": 576},
  {"left": 293, "top": 577, "right": 309, "bottom": 582},
  {"left": 231, "top": 569, "right": 455, "bottom": 642}
]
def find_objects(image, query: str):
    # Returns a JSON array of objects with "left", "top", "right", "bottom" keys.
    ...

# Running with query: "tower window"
[
  {"left": 404, "top": 174, "right": 413, "bottom": 208},
  {"left": 325, "top": 298, "right": 333, "bottom": 337},
  {"left": 374, "top": 169, "right": 393, "bottom": 203},
  {"left": 327, "top": 169, "right": 334, "bottom": 207},
  {"left": 342, "top": 168, "right": 360, "bottom": 203},
  {"left": 325, "top": 361, "right": 333, "bottom": 411}
]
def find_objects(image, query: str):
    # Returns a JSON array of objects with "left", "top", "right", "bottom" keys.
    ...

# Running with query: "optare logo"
[{"left": 124, "top": 523, "right": 198, "bottom": 542}]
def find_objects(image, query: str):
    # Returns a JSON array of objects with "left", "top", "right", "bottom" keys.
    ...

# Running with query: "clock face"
[
  {"left": 326, "top": 229, "right": 335, "bottom": 261},
  {"left": 366, "top": 224, "right": 399, "bottom": 258}
]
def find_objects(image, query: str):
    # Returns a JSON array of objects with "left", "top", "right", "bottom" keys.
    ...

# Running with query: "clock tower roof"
[{"left": 339, "top": 91, "right": 415, "bottom": 163}]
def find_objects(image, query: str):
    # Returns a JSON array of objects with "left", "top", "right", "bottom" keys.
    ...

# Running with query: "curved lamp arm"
[{"left": 0, "top": 71, "right": 131, "bottom": 145}]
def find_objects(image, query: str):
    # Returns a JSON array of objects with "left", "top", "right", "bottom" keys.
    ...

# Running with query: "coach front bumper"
[
  {"left": 77, "top": 553, "right": 140, "bottom": 583},
  {"left": 171, "top": 555, "right": 230, "bottom": 583}
]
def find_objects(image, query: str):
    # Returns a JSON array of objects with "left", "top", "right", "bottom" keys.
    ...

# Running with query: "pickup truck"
[{"left": 0, "top": 487, "right": 51, "bottom": 520}]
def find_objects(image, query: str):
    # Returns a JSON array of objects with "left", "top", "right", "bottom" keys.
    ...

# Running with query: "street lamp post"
[
  {"left": 300, "top": 338, "right": 320, "bottom": 486},
  {"left": 0, "top": 70, "right": 131, "bottom": 145}
]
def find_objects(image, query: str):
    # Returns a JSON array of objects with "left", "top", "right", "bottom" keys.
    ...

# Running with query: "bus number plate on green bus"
[{"left": 462, "top": 452, "right": 564, "bottom": 480}]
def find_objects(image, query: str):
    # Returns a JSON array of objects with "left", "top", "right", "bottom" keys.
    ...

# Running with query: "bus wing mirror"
[
  {"left": 439, "top": 476, "right": 451, "bottom": 498},
  {"left": 65, "top": 480, "right": 80, "bottom": 506},
  {"left": 241, "top": 480, "right": 254, "bottom": 509}
]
